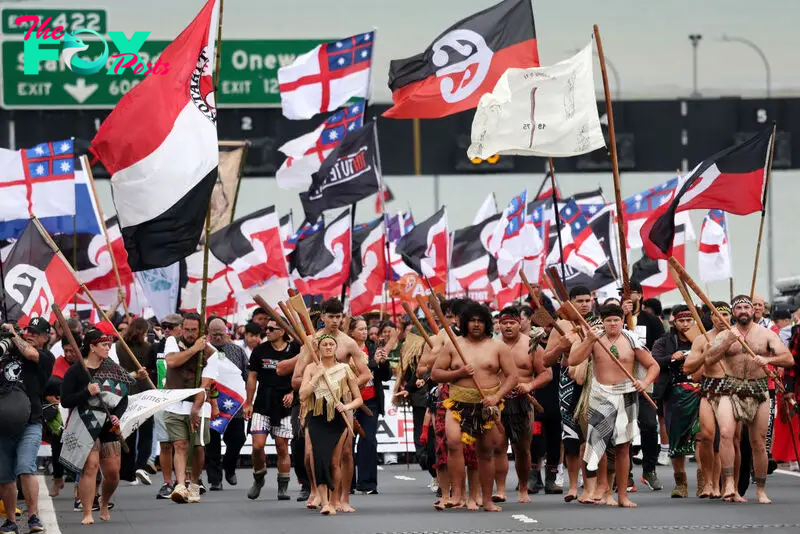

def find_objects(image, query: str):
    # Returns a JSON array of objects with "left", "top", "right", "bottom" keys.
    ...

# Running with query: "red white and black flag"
[
  {"left": 208, "top": 206, "right": 291, "bottom": 303},
  {"left": 641, "top": 127, "right": 773, "bottom": 260},
  {"left": 289, "top": 208, "right": 352, "bottom": 298},
  {"left": 90, "top": 0, "right": 220, "bottom": 271},
  {"left": 1, "top": 220, "right": 80, "bottom": 326},
  {"left": 300, "top": 122, "right": 380, "bottom": 222},
  {"left": 383, "top": 0, "right": 538, "bottom": 119},
  {"left": 349, "top": 217, "right": 387, "bottom": 316},
  {"left": 395, "top": 207, "right": 448, "bottom": 287}
]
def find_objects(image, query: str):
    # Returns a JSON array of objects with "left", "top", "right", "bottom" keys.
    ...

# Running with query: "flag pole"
[
  {"left": 0, "top": 247, "right": 7, "bottom": 322},
  {"left": 594, "top": 25, "right": 633, "bottom": 329},
  {"left": 374, "top": 118, "right": 397, "bottom": 322},
  {"left": 749, "top": 122, "right": 776, "bottom": 299},
  {"left": 81, "top": 155, "right": 129, "bottom": 318},
  {"left": 547, "top": 158, "right": 567, "bottom": 286},
  {"left": 412, "top": 119, "right": 422, "bottom": 176},
  {"left": 31, "top": 216, "right": 156, "bottom": 390},
  {"left": 199, "top": 0, "right": 225, "bottom": 334},
  {"left": 226, "top": 140, "right": 249, "bottom": 226}
]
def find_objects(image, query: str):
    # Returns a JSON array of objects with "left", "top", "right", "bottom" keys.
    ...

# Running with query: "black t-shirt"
[
  {"left": 249, "top": 341, "right": 299, "bottom": 418},
  {"left": 0, "top": 347, "right": 55, "bottom": 425}
]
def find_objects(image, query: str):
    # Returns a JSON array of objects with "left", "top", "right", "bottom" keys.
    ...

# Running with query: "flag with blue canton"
[
  {"left": 623, "top": 178, "right": 677, "bottom": 216},
  {"left": 0, "top": 139, "right": 77, "bottom": 239},
  {"left": 327, "top": 32, "right": 374, "bottom": 71},
  {"left": 209, "top": 353, "right": 246, "bottom": 435},
  {"left": 285, "top": 219, "right": 324, "bottom": 254},
  {"left": 320, "top": 101, "right": 365, "bottom": 150}
]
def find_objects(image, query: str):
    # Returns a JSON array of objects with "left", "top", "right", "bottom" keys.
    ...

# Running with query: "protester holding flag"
[{"left": 60, "top": 328, "right": 133, "bottom": 525}]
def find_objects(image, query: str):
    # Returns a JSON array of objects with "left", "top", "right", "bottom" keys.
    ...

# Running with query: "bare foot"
[
  {"left": 517, "top": 491, "right": 531, "bottom": 503},
  {"left": 564, "top": 491, "right": 578, "bottom": 503},
  {"left": 433, "top": 500, "right": 445, "bottom": 511},
  {"left": 99, "top": 507, "right": 111, "bottom": 522},
  {"left": 466, "top": 499, "right": 479, "bottom": 511},
  {"left": 450, "top": 500, "right": 466, "bottom": 509},
  {"left": 698, "top": 484, "right": 713, "bottom": 498},
  {"left": 483, "top": 503, "right": 502, "bottom": 512},
  {"left": 756, "top": 490, "right": 772, "bottom": 504},
  {"left": 604, "top": 495, "right": 619, "bottom": 507},
  {"left": 320, "top": 505, "right": 335, "bottom": 515},
  {"left": 618, "top": 496, "right": 637, "bottom": 508},
  {"left": 340, "top": 504, "right": 356, "bottom": 513},
  {"left": 81, "top": 515, "right": 94, "bottom": 526},
  {"left": 306, "top": 499, "right": 319, "bottom": 510},
  {"left": 491, "top": 494, "right": 506, "bottom": 503},
  {"left": 50, "top": 479, "right": 64, "bottom": 497}
]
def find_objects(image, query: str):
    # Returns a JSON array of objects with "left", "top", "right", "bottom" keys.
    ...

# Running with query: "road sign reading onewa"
[{"left": 0, "top": 8, "right": 323, "bottom": 109}]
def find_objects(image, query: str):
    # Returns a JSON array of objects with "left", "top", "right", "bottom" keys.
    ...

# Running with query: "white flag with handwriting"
[{"left": 467, "top": 42, "right": 605, "bottom": 160}]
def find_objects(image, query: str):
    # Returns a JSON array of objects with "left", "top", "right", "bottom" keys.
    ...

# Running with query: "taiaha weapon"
[
  {"left": 668, "top": 265, "right": 709, "bottom": 343},
  {"left": 285, "top": 290, "right": 374, "bottom": 419},
  {"left": 415, "top": 295, "right": 440, "bottom": 335},
  {"left": 401, "top": 302, "right": 434, "bottom": 349},
  {"left": 252, "top": 295, "right": 301, "bottom": 343},
  {"left": 668, "top": 257, "right": 792, "bottom": 404},
  {"left": 278, "top": 297, "right": 356, "bottom": 438},
  {"left": 560, "top": 300, "right": 658, "bottom": 409},
  {"left": 520, "top": 270, "right": 566, "bottom": 336},
  {"left": 52, "top": 304, "right": 129, "bottom": 453}
]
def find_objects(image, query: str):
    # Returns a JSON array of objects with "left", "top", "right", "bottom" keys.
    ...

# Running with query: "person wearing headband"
[
  {"left": 299, "top": 332, "right": 363, "bottom": 516},
  {"left": 568, "top": 304, "right": 660, "bottom": 509},
  {"left": 61, "top": 328, "right": 134, "bottom": 525},
  {"left": 651, "top": 305, "right": 700, "bottom": 498},
  {"left": 493, "top": 306, "right": 552, "bottom": 503},
  {"left": 702, "top": 294, "right": 793, "bottom": 504}
]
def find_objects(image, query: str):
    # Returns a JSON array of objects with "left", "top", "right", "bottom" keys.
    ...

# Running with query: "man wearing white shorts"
[{"left": 243, "top": 319, "right": 300, "bottom": 501}]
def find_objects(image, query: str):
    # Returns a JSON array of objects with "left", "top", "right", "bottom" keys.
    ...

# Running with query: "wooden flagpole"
[
  {"left": 32, "top": 217, "right": 156, "bottom": 390},
  {"left": 749, "top": 122, "right": 777, "bottom": 299},
  {"left": 594, "top": 25, "right": 634, "bottom": 329},
  {"left": 81, "top": 155, "right": 129, "bottom": 318},
  {"left": 52, "top": 303, "right": 130, "bottom": 453},
  {"left": 668, "top": 265, "right": 710, "bottom": 342},
  {"left": 373, "top": 119, "right": 397, "bottom": 322}
]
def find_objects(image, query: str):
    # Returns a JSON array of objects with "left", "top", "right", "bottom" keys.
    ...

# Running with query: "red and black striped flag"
[
  {"left": 641, "top": 127, "right": 773, "bottom": 260},
  {"left": 383, "top": 0, "right": 538, "bottom": 119}
]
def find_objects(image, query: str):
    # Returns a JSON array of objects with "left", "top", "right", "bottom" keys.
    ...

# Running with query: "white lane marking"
[
  {"left": 37, "top": 475, "right": 62, "bottom": 534},
  {"left": 511, "top": 513, "right": 538, "bottom": 524},
  {"left": 393, "top": 475, "right": 416, "bottom": 481},
  {"left": 775, "top": 468, "right": 800, "bottom": 478}
]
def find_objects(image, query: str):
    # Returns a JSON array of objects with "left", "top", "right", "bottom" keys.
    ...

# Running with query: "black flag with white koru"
[
  {"left": 300, "top": 122, "right": 380, "bottom": 222},
  {"left": 2, "top": 220, "right": 80, "bottom": 326}
]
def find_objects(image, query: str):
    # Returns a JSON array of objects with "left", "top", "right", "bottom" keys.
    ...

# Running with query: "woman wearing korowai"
[
  {"left": 299, "top": 334, "right": 363, "bottom": 516},
  {"left": 60, "top": 329, "right": 135, "bottom": 525},
  {"left": 684, "top": 301, "right": 732, "bottom": 499}
]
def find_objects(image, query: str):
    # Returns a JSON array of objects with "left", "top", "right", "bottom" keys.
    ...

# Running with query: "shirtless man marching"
[
  {"left": 432, "top": 302, "right": 519, "bottom": 512},
  {"left": 701, "top": 295, "right": 793, "bottom": 504},
  {"left": 493, "top": 306, "right": 552, "bottom": 503},
  {"left": 291, "top": 298, "right": 370, "bottom": 512},
  {"left": 569, "top": 304, "right": 660, "bottom": 508},
  {"left": 683, "top": 301, "right": 731, "bottom": 499}
]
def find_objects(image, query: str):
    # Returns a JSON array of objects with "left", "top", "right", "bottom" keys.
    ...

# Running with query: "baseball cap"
[
  {"left": 161, "top": 313, "right": 183, "bottom": 327},
  {"left": 27, "top": 317, "right": 51, "bottom": 335}
]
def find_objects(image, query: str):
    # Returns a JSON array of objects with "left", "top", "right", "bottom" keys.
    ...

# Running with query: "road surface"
[{"left": 39, "top": 464, "right": 800, "bottom": 534}]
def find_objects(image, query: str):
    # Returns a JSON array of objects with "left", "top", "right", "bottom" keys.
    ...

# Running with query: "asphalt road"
[{"left": 41, "top": 464, "right": 800, "bottom": 534}]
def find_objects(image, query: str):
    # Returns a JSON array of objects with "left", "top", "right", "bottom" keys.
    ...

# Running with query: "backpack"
[{"left": 0, "top": 358, "right": 31, "bottom": 437}]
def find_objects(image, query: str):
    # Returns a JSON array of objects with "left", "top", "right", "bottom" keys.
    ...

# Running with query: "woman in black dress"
[{"left": 299, "top": 334, "right": 362, "bottom": 515}]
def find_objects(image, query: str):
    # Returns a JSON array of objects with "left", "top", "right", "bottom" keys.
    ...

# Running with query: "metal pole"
[
  {"left": 720, "top": 35, "right": 771, "bottom": 98},
  {"left": 689, "top": 34, "right": 703, "bottom": 98}
]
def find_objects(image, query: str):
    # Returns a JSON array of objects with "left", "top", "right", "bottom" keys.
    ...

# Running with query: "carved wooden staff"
[
  {"left": 279, "top": 299, "right": 355, "bottom": 438},
  {"left": 668, "top": 257, "right": 788, "bottom": 396},
  {"left": 53, "top": 304, "right": 129, "bottom": 453},
  {"left": 252, "top": 295, "right": 301, "bottom": 343},
  {"left": 401, "top": 302, "right": 434, "bottom": 349},
  {"left": 520, "top": 270, "right": 566, "bottom": 336},
  {"left": 562, "top": 300, "right": 658, "bottom": 409},
  {"left": 415, "top": 295, "right": 440, "bottom": 335},
  {"left": 668, "top": 265, "right": 709, "bottom": 343}
]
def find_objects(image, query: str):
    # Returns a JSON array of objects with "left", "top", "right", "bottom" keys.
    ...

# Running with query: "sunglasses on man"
[{"left": 265, "top": 326, "right": 283, "bottom": 332}]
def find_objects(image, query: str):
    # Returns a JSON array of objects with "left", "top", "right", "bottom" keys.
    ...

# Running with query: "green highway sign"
[
  {"left": 2, "top": 8, "right": 107, "bottom": 35},
  {"left": 1, "top": 38, "right": 323, "bottom": 109}
]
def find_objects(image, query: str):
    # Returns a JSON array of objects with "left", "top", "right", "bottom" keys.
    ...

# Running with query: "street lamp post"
[
  {"left": 689, "top": 34, "right": 702, "bottom": 97},
  {"left": 719, "top": 35, "right": 773, "bottom": 296}
]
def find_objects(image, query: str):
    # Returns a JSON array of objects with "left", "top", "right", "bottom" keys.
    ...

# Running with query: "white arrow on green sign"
[{"left": 1, "top": 38, "right": 323, "bottom": 109}]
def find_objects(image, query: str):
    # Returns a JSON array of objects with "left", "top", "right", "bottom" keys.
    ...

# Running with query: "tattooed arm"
[{"left": 3, "top": 324, "right": 40, "bottom": 362}]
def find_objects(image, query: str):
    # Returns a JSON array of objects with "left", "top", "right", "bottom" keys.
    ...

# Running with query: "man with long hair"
[{"left": 432, "top": 301, "right": 518, "bottom": 512}]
